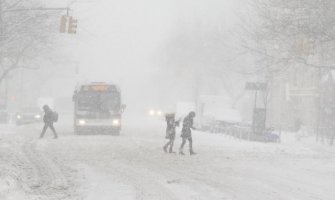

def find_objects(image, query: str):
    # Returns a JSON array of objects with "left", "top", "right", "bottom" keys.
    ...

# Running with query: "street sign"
[
  {"left": 285, "top": 83, "right": 319, "bottom": 101},
  {"left": 245, "top": 82, "right": 267, "bottom": 91}
]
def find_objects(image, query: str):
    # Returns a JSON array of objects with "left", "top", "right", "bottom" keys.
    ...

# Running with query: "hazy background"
[{"left": 6, "top": 0, "right": 252, "bottom": 117}]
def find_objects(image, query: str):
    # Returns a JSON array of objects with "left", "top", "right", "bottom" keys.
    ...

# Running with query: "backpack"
[{"left": 52, "top": 111, "right": 58, "bottom": 123}]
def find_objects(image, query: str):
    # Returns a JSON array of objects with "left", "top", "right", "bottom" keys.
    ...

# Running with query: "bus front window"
[{"left": 77, "top": 92, "right": 120, "bottom": 112}]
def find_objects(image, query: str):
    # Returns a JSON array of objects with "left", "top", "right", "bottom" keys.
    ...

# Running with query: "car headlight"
[
  {"left": 149, "top": 109, "right": 155, "bottom": 116},
  {"left": 17, "top": 115, "right": 21, "bottom": 119},
  {"left": 35, "top": 114, "right": 41, "bottom": 119},
  {"left": 78, "top": 120, "right": 86, "bottom": 125},
  {"left": 156, "top": 110, "right": 163, "bottom": 116},
  {"left": 112, "top": 119, "right": 120, "bottom": 126}
]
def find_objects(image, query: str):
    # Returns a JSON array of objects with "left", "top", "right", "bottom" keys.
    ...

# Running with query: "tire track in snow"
[
  {"left": 20, "top": 140, "right": 71, "bottom": 199},
  {"left": 91, "top": 161, "right": 181, "bottom": 200},
  {"left": 1, "top": 124, "right": 80, "bottom": 199},
  {"left": 121, "top": 136, "right": 229, "bottom": 200}
]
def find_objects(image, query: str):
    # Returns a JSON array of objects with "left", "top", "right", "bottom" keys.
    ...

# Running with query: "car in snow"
[
  {"left": 196, "top": 95, "right": 242, "bottom": 131},
  {"left": 16, "top": 107, "right": 43, "bottom": 125},
  {"left": 147, "top": 108, "right": 164, "bottom": 118}
]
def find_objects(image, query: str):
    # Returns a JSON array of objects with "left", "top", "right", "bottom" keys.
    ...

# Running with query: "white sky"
[{"left": 65, "top": 0, "right": 242, "bottom": 77}]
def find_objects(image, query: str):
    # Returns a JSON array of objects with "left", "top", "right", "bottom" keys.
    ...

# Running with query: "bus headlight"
[
  {"left": 78, "top": 120, "right": 86, "bottom": 126},
  {"left": 17, "top": 115, "right": 21, "bottom": 119},
  {"left": 35, "top": 114, "right": 41, "bottom": 119},
  {"left": 112, "top": 119, "right": 120, "bottom": 126}
]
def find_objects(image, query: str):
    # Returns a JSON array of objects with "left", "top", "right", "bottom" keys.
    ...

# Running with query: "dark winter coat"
[
  {"left": 181, "top": 115, "right": 195, "bottom": 138},
  {"left": 166, "top": 119, "right": 179, "bottom": 139},
  {"left": 43, "top": 108, "right": 54, "bottom": 124}
]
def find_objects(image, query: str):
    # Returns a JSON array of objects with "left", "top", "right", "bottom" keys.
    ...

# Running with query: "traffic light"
[
  {"left": 68, "top": 16, "right": 78, "bottom": 34},
  {"left": 60, "top": 15, "right": 67, "bottom": 33}
]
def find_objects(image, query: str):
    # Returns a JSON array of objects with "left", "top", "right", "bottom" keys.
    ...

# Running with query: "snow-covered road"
[{"left": 1, "top": 115, "right": 335, "bottom": 200}]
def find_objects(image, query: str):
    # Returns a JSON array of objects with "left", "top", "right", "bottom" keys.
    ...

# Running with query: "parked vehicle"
[{"left": 196, "top": 95, "right": 242, "bottom": 131}]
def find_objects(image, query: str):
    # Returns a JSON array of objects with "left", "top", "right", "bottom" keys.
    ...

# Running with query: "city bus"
[{"left": 72, "top": 82, "right": 125, "bottom": 135}]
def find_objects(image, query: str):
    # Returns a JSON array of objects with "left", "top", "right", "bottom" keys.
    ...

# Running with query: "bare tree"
[
  {"left": 0, "top": 0, "right": 63, "bottom": 85},
  {"left": 241, "top": 0, "right": 335, "bottom": 72},
  {"left": 240, "top": 0, "right": 335, "bottom": 132}
]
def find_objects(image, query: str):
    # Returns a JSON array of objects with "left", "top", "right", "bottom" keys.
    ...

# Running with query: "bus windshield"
[{"left": 77, "top": 91, "right": 120, "bottom": 112}]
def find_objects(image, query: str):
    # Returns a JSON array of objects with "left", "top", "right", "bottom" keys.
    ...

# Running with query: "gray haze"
[
  {"left": 1, "top": 1, "right": 335, "bottom": 200},
  {"left": 35, "top": 0, "right": 249, "bottom": 113}
]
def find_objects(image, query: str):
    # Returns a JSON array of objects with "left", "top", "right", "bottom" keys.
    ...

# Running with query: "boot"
[
  {"left": 163, "top": 146, "right": 168, "bottom": 153},
  {"left": 179, "top": 149, "right": 185, "bottom": 155},
  {"left": 169, "top": 149, "right": 176, "bottom": 153},
  {"left": 190, "top": 150, "right": 196, "bottom": 155}
]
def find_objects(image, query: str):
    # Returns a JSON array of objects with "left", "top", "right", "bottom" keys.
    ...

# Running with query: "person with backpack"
[
  {"left": 163, "top": 113, "right": 180, "bottom": 153},
  {"left": 179, "top": 111, "right": 196, "bottom": 155},
  {"left": 39, "top": 105, "right": 58, "bottom": 139}
]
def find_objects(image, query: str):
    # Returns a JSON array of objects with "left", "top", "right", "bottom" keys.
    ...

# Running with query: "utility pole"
[
  {"left": 0, "top": 0, "right": 3, "bottom": 35},
  {"left": 0, "top": 0, "right": 3, "bottom": 38},
  {"left": 0, "top": 0, "right": 6, "bottom": 110}
]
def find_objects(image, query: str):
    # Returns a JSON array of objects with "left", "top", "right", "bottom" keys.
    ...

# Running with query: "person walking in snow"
[
  {"left": 179, "top": 111, "right": 196, "bottom": 155},
  {"left": 163, "top": 113, "right": 180, "bottom": 153},
  {"left": 40, "top": 105, "right": 58, "bottom": 139}
]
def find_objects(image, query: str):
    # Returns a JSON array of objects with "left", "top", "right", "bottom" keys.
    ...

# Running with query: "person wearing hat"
[
  {"left": 163, "top": 113, "right": 180, "bottom": 153},
  {"left": 40, "top": 105, "right": 58, "bottom": 139},
  {"left": 179, "top": 111, "right": 196, "bottom": 155}
]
